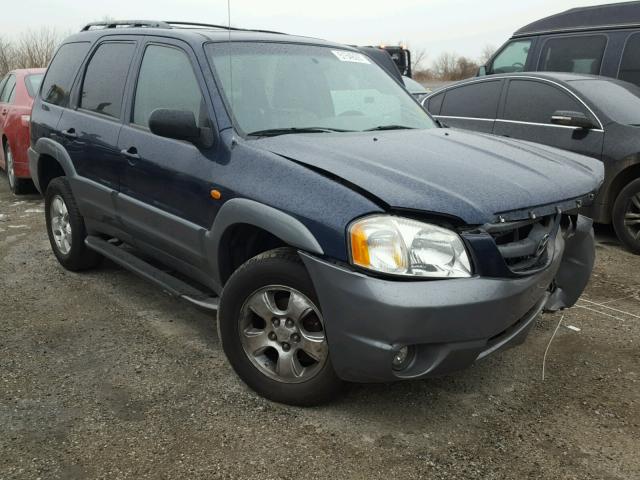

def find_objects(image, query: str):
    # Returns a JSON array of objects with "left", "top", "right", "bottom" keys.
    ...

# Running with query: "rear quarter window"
[
  {"left": 618, "top": 32, "right": 640, "bottom": 87},
  {"left": 426, "top": 91, "right": 444, "bottom": 115},
  {"left": 41, "top": 42, "right": 91, "bottom": 107},
  {"left": 439, "top": 81, "right": 502, "bottom": 119},
  {"left": 25, "top": 74, "right": 44, "bottom": 98}
]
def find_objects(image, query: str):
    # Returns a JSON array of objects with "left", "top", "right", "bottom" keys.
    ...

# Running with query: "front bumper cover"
[{"left": 301, "top": 215, "right": 595, "bottom": 383}]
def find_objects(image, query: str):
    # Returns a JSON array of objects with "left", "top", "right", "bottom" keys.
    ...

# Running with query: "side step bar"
[{"left": 85, "top": 236, "right": 219, "bottom": 311}]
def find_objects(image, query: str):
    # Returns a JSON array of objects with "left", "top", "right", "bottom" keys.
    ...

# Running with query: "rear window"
[
  {"left": 571, "top": 79, "right": 640, "bottom": 125},
  {"left": 41, "top": 42, "right": 90, "bottom": 107},
  {"left": 539, "top": 35, "right": 607, "bottom": 75},
  {"left": 25, "top": 74, "right": 44, "bottom": 98},
  {"left": 618, "top": 32, "right": 640, "bottom": 87},
  {"left": 440, "top": 81, "right": 502, "bottom": 119}
]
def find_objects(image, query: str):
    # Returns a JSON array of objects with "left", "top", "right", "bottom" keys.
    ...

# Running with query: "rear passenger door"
[
  {"left": 57, "top": 39, "right": 137, "bottom": 224},
  {"left": 493, "top": 79, "right": 604, "bottom": 159},
  {"left": 431, "top": 80, "right": 503, "bottom": 133},
  {"left": 117, "top": 39, "right": 218, "bottom": 269}
]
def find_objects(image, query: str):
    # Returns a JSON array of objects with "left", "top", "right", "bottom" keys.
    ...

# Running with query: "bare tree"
[
  {"left": 0, "top": 36, "right": 15, "bottom": 77},
  {"left": 479, "top": 44, "right": 496, "bottom": 65},
  {"left": 12, "top": 27, "right": 62, "bottom": 69},
  {"left": 411, "top": 48, "right": 428, "bottom": 72}
]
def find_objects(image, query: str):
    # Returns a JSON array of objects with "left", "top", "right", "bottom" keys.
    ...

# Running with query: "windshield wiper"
[
  {"left": 247, "top": 127, "right": 352, "bottom": 137},
  {"left": 364, "top": 125, "right": 416, "bottom": 131}
]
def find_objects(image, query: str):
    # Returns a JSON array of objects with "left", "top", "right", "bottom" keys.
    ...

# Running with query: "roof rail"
[
  {"left": 164, "top": 21, "right": 286, "bottom": 35},
  {"left": 81, "top": 20, "right": 171, "bottom": 31}
]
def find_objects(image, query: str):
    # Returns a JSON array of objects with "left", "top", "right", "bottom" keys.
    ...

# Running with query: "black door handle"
[
  {"left": 121, "top": 147, "right": 141, "bottom": 162},
  {"left": 62, "top": 128, "right": 77, "bottom": 139}
]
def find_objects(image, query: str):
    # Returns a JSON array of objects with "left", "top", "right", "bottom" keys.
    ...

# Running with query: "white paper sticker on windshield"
[{"left": 332, "top": 50, "right": 371, "bottom": 64}]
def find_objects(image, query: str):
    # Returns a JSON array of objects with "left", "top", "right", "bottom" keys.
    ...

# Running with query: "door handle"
[
  {"left": 121, "top": 147, "right": 141, "bottom": 163},
  {"left": 61, "top": 128, "right": 77, "bottom": 139}
]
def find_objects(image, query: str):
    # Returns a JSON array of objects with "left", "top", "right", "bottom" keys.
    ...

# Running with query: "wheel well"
[
  {"left": 38, "top": 154, "right": 66, "bottom": 193},
  {"left": 218, "top": 224, "right": 288, "bottom": 285},
  {"left": 608, "top": 163, "right": 640, "bottom": 209}
]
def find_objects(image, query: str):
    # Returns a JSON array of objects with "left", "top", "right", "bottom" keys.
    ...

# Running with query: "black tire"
[
  {"left": 218, "top": 247, "right": 343, "bottom": 406},
  {"left": 3, "top": 143, "right": 31, "bottom": 195},
  {"left": 612, "top": 177, "right": 640, "bottom": 255},
  {"left": 44, "top": 177, "right": 102, "bottom": 271}
]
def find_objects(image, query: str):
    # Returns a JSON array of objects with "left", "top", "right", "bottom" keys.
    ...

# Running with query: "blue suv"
[{"left": 29, "top": 21, "right": 604, "bottom": 405}]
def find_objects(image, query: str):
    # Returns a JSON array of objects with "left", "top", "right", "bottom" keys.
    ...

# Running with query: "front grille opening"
[{"left": 486, "top": 214, "right": 558, "bottom": 274}]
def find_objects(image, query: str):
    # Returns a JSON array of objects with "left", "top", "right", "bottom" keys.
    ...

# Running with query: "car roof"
[
  {"left": 514, "top": 1, "right": 640, "bottom": 37},
  {"left": 63, "top": 22, "right": 355, "bottom": 51}
]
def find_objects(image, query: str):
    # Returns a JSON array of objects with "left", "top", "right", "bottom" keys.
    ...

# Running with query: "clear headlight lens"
[{"left": 349, "top": 215, "right": 472, "bottom": 278}]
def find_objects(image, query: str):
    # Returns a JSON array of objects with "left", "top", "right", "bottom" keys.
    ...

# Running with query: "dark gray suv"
[{"left": 29, "top": 21, "right": 604, "bottom": 405}]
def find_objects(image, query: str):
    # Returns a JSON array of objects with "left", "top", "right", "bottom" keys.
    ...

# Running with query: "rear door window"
[
  {"left": 80, "top": 42, "right": 136, "bottom": 118},
  {"left": 490, "top": 40, "right": 532, "bottom": 74},
  {"left": 0, "top": 74, "right": 16, "bottom": 103},
  {"left": 618, "top": 32, "right": 640, "bottom": 87},
  {"left": 538, "top": 35, "right": 607, "bottom": 74},
  {"left": 503, "top": 79, "right": 587, "bottom": 124},
  {"left": 439, "top": 81, "right": 502, "bottom": 119},
  {"left": 41, "top": 42, "right": 90, "bottom": 107}
]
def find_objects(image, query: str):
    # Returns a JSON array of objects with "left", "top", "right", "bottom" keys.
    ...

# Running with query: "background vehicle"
[
  {"left": 381, "top": 45, "right": 412, "bottom": 77},
  {"left": 423, "top": 72, "right": 640, "bottom": 253},
  {"left": 29, "top": 21, "right": 602, "bottom": 406},
  {"left": 0, "top": 68, "right": 45, "bottom": 194},
  {"left": 478, "top": 2, "right": 640, "bottom": 87}
]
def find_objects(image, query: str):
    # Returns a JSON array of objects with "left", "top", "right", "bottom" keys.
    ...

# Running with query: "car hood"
[{"left": 256, "top": 128, "right": 604, "bottom": 224}]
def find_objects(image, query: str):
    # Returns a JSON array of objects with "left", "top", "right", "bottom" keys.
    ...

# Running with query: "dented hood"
[{"left": 256, "top": 128, "right": 604, "bottom": 224}]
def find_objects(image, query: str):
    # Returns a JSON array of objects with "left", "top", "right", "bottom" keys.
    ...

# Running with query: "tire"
[
  {"left": 44, "top": 177, "right": 102, "bottom": 271},
  {"left": 4, "top": 143, "right": 31, "bottom": 195},
  {"left": 612, "top": 178, "right": 640, "bottom": 254},
  {"left": 218, "top": 247, "right": 343, "bottom": 406}
]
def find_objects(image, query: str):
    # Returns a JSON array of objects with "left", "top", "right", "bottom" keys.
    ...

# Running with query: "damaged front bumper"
[{"left": 300, "top": 214, "right": 595, "bottom": 383}]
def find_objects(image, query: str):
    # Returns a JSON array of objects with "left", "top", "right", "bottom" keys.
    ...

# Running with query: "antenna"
[{"left": 227, "top": 0, "right": 235, "bottom": 143}]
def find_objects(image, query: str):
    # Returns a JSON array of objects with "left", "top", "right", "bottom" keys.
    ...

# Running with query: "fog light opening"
[{"left": 392, "top": 345, "right": 413, "bottom": 371}]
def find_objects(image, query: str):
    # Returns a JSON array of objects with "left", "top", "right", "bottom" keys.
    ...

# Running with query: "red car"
[{"left": 0, "top": 68, "right": 46, "bottom": 194}]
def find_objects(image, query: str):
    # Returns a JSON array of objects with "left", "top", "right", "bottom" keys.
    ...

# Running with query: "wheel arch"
[
  {"left": 607, "top": 161, "right": 640, "bottom": 212},
  {"left": 32, "top": 138, "right": 76, "bottom": 193},
  {"left": 207, "top": 198, "right": 325, "bottom": 288}
]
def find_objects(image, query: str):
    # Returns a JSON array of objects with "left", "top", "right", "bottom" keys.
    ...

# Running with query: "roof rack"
[
  {"left": 80, "top": 20, "right": 286, "bottom": 35},
  {"left": 81, "top": 20, "right": 171, "bottom": 31}
]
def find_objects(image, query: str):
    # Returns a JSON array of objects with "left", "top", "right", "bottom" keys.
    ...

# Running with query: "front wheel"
[
  {"left": 218, "top": 248, "right": 343, "bottom": 406},
  {"left": 612, "top": 178, "right": 640, "bottom": 254}
]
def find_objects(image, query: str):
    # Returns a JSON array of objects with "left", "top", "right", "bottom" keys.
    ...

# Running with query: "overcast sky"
[{"left": 3, "top": 0, "right": 635, "bottom": 61}]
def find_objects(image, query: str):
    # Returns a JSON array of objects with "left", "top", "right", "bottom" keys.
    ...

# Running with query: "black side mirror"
[
  {"left": 550, "top": 110, "right": 595, "bottom": 129},
  {"left": 149, "top": 108, "right": 201, "bottom": 143}
]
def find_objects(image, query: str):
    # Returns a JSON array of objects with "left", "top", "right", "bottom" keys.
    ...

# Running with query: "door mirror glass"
[
  {"left": 149, "top": 108, "right": 201, "bottom": 142},
  {"left": 550, "top": 110, "right": 595, "bottom": 129}
]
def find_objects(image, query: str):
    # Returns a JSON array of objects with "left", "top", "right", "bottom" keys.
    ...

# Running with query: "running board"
[{"left": 85, "top": 236, "right": 219, "bottom": 311}]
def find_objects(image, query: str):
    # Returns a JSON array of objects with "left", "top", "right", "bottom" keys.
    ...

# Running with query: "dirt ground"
[{"left": 0, "top": 179, "right": 638, "bottom": 480}]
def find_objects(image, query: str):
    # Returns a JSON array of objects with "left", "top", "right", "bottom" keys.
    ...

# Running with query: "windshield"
[
  {"left": 25, "top": 73, "right": 44, "bottom": 98},
  {"left": 570, "top": 79, "right": 640, "bottom": 125},
  {"left": 206, "top": 42, "right": 435, "bottom": 135}
]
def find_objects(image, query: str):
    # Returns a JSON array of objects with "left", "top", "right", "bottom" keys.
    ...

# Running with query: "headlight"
[{"left": 348, "top": 215, "right": 472, "bottom": 278}]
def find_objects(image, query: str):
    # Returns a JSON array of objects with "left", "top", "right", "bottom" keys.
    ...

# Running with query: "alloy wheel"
[
  {"left": 624, "top": 192, "right": 640, "bottom": 241},
  {"left": 239, "top": 285, "right": 328, "bottom": 384},
  {"left": 50, "top": 195, "right": 72, "bottom": 255}
]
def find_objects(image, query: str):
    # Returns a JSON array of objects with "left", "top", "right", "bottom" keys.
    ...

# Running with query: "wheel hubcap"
[
  {"left": 624, "top": 193, "right": 640, "bottom": 241},
  {"left": 6, "top": 148, "right": 15, "bottom": 189},
  {"left": 50, "top": 195, "right": 72, "bottom": 255},
  {"left": 239, "top": 286, "right": 328, "bottom": 384}
]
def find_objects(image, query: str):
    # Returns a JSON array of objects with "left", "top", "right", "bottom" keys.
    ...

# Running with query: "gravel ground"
[{"left": 0, "top": 178, "right": 639, "bottom": 480}]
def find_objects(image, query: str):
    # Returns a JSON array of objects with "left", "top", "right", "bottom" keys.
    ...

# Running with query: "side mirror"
[
  {"left": 149, "top": 108, "right": 201, "bottom": 143},
  {"left": 550, "top": 110, "right": 595, "bottom": 129},
  {"left": 477, "top": 65, "right": 487, "bottom": 77}
]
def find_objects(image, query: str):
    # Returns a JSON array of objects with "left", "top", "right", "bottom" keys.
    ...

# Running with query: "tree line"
[
  {"left": 0, "top": 28, "right": 63, "bottom": 77},
  {"left": 412, "top": 45, "right": 495, "bottom": 82}
]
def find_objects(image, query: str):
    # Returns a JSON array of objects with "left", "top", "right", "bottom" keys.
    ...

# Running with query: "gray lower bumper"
[{"left": 301, "top": 215, "right": 594, "bottom": 383}]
